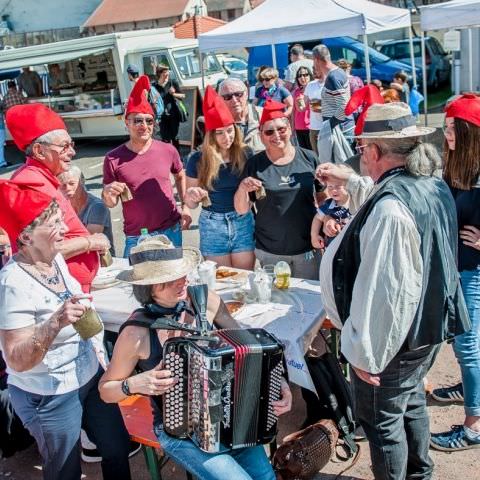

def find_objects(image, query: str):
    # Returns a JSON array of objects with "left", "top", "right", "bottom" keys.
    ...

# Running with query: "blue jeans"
[
  {"left": 352, "top": 346, "right": 438, "bottom": 480},
  {"left": 123, "top": 222, "right": 182, "bottom": 258},
  {"left": 199, "top": 210, "right": 254, "bottom": 257},
  {"left": 154, "top": 424, "right": 275, "bottom": 480},
  {"left": 9, "top": 368, "right": 131, "bottom": 480},
  {"left": 454, "top": 268, "right": 480, "bottom": 417}
]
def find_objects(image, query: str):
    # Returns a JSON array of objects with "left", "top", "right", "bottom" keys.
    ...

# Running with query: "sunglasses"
[
  {"left": 261, "top": 76, "right": 274, "bottom": 81},
  {"left": 221, "top": 91, "right": 245, "bottom": 101},
  {"left": 131, "top": 118, "right": 155, "bottom": 126},
  {"left": 263, "top": 126, "right": 288, "bottom": 137},
  {"left": 297, "top": 73, "right": 310, "bottom": 78}
]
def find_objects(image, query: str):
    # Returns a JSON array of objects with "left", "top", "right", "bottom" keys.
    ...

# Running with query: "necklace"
[{"left": 18, "top": 259, "right": 61, "bottom": 286}]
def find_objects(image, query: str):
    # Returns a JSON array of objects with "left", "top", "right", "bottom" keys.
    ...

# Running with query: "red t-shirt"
[
  {"left": 11, "top": 158, "right": 99, "bottom": 292},
  {"left": 103, "top": 140, "right": 183, "bottom": 236}
]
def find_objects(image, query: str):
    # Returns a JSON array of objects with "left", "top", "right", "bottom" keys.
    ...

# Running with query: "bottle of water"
[{"left": 137, "top": 228, "right": 150, "bottom": 245}]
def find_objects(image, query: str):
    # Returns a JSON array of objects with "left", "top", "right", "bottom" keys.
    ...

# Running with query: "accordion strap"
[{"left": 119, "top": 309, "right": 157, "bottom": 335}]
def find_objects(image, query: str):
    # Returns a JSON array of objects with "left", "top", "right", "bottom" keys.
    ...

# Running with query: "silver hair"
[
  {"left": 58, "top": 165, "right": 85, "bottom": 185},
  {"left": 368, "top": 138, "right": 443, "bottom": 177},
  {"left": 312, "top": 44, "right": 331, "bottom": 62},
  {"left": 218, "top": 77, "right": 247, "bottom": 95},
  {"left": 24, "top": 129, "right": 67, "bottom": 157}
]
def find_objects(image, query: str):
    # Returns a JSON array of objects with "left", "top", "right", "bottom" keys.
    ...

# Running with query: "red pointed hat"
[
  {"left": 445, "top": 93, "right": 480, "bottom": 127},
  {"left": 259, "top": 99, "right": 287, "bottom": 125},
  {"left": 203, "top": 85, "right": 234, "bottom": 131},
  {"left": 345, "top": 85, "right": 384, "bottom": 135},
  {"left": 6, "top": 103, "right": 66, "bottom": 152},
  {"left": 0, "top": 180, "right": 53, "bottom": 244},
  {"left": 125, "top": 75, "right": 154, "bottom": 117}
]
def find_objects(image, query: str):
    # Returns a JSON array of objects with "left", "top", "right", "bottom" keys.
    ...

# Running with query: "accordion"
[{"left": 162, "top": 328, "right": 285, "bottom": 453}]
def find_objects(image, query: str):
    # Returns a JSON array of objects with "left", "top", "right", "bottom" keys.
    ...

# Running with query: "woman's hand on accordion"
[
  {"left": 129, "top": 363, "right": 177, "bottom": 396},
  {"left": 272, "top": 379, "right": 292, "bottom": 416}
]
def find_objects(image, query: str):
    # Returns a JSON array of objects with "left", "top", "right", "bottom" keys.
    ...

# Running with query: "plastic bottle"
[
  {"left": 274, "top": 261, "right": 291, "bottom": 289},
  {"left": 137, "top": 228, "right": 150, "bottom": 245}
]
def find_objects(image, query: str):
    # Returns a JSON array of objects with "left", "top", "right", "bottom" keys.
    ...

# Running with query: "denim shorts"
[{"left": 199, "top": 210, "right": 255, "bottom": 257}]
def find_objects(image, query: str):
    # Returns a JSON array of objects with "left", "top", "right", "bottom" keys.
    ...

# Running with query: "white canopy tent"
[
  {"left": 419, "top": 0, "right": 480, "bottom": 124},
  {"left": 199, "top": 0, "right": 414, "bottom": 85}
]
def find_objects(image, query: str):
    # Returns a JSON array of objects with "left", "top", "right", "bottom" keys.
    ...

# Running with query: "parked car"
[
  {"left": 376, "top": 37, "right": 450, "bottom": 88},
  {"left": 217, "top": 54, "right": 248, "bottom": 82},
  {"left": 318, "top": 37, "right": 422, "bottom": 86}
]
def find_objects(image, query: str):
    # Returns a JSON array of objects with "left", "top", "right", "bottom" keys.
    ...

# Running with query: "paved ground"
[{"left": 0, "top": 134, "right": 477, "bottom": 479}]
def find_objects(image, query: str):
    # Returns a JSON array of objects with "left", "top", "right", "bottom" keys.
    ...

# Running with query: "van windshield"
[{"left": 172, "top": 48, "right": 222, "bottom": 79}]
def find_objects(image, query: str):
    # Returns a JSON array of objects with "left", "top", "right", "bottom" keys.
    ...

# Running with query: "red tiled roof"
[
  {"left": 174, "top": 15, "right": 226, "bottom": 39},
  {"left": 83, "top": 0, "right": 190, "bottom": 28}
]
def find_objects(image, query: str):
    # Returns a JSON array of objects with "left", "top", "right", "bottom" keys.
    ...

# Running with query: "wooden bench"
[{"left": 119, "top": 394, "right": 193, "bottom": 480}]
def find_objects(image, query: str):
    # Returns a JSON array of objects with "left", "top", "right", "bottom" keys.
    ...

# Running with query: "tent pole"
[
  {"left": 408, "top": 27, "right": 417, "bottom": 89},
  {"left": 420, "top": 30, "right": 428, "bottom": 126},
  {"left": 363, "top": 33, "right": 371, "bottom": 84},
  {"left": 468, "top": 28, "right": 473, "bottom": 91},
  {"left": 271, "top": 44, "right": 277, "bottom": 69}
]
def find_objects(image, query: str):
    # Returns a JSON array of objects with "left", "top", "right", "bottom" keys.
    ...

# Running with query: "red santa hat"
[
  {"left": 6, "top": 104, "right": 67, "bottom": 152},
  {"left": 259, "top": 99, "right": 287, "bottom": 125},
  {"left": 0, "top": 180, "right": 53, "bottom": 244},
  {"left": 203, "top": 85, "right": 234, "bottom": 131},
  {"left": 125, "top": 75, "right": 154, "bottom": 117},
  {"left": 445, "top": 93, "right": 480, "bottom": 127},
  {"left": 345, "top": 85, "right": 385, "bottom": 136}
]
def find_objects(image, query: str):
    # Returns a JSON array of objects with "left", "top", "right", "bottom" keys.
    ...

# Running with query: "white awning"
[
  {"left": 420, "top": 0, "right": 480, "bottom": 31},
  {"left": 0, "top": 46, "right": 112, "bottom": 70},
  {"left": 199, "top": 0, "right": 411, "bottom": 52}
]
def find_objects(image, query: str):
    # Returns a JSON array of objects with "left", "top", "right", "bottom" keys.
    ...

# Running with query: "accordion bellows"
[{"left": 163, "top": 328, "right": 285, "bottom": 453}]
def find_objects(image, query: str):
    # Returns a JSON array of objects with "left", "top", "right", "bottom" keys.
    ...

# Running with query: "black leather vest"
[{"left": 332, "top": 172, "right": 470, "bottom": 350}]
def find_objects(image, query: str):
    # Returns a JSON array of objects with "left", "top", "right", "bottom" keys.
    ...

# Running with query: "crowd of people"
[{"left": 0, "top": 41, "right": 478, "bottom": 480}]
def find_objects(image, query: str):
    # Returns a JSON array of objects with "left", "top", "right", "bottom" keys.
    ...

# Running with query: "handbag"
[{"left": 273, "top": 419, "right": 338, "bottom": 480}]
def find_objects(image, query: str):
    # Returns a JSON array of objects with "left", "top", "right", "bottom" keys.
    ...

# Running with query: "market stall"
[{"left": 198, "top": 0, "right": 414, "bottom": 85}]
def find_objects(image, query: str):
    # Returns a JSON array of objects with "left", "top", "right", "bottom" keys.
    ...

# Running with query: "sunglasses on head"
[
  {"left": 263, "top": 126, "right": 288, "bottom": 137},
  {"left": 221, "top": 91, "right": 244, "bottom": 101},
  {"left": 262, "top": 76, "right": 274, "bottom": 81},
  {"left": 131, "top": 117, "right": 155, "bottom": 126}
]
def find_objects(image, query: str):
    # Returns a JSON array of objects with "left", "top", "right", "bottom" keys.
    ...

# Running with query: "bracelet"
[
  {"left": 121, "top": 378, "right": 133, "bottom": 396},
  {"left": 85, "top": 237, "right": 92, "bottom": 252},
  {"left": 32, "top": 335, "right": 48, "bottom": 355}
]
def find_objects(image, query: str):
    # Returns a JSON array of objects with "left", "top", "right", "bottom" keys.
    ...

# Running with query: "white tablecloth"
[{"left": 92, "top": 259, "right": 326, "bottom": 393}]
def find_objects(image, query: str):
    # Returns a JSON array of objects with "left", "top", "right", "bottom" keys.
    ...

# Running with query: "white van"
[{"left": 0, "top": 28, "right": 226, "bottom": 139}]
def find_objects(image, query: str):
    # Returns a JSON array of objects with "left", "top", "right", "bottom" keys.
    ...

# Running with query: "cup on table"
[
  {"left": 198, "top": 261, "right": 217, "bottom": 291},
  {"left": 73, "top": 295, "right": 103, "bottom": 340}
]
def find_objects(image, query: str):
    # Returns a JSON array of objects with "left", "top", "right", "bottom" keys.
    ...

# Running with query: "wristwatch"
[{"left": 121, "top": 378, "right": 133, "bottom": 396}]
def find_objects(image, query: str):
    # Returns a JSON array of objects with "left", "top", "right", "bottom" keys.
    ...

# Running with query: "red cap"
[
  {"left": 203, "top": 85, "right": 234, "bottom": 131},
  {"left": 259, "top": 99, "right": 287, "bottom": 125},
  {"left": 345, "top": 85, "right": 384, "bottom": 135},
  {"left": 0, "top": 180, "right": 52, "bottom": 244},
  {"left": 6, "top": 104, "right": 66, "bottom": 152},
  {"left": 445, "top": 94, "right": 480, "bottom": 127},
  {"left": 125, "top": 75, "right": 154, "bottom": 117}
]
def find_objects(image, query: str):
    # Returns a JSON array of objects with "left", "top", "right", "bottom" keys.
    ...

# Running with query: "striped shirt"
[{"left": 321, "top": 67, "right": 353, "bottom": 131}]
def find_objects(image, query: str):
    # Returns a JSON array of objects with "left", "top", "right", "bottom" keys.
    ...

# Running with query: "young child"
[{"left": 311, "top": 180, "right": 351, "bottom": 249}]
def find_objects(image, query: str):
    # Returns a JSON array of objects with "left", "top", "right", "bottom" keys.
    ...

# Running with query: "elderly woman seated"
[
  {"left": 58, "top": 165, "right": 114, "bottom": 254},
  {"left": 99, "top": 236, "right": 292, "bottom": 480},
  {"left": 0, "top": 181, "right": 131, "bottom": 480}
]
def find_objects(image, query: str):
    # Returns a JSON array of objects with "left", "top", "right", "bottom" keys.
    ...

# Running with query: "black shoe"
[
  {"left": 431, "top": 383, "right": 464, "bottom": 403},
  {"left": 81, "top": 441, "right": 142, "bottom": 463}
]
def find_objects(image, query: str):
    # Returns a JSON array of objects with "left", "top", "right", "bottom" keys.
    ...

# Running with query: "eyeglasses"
[
  {"left": 297, "top": 73, "right": 310, "bottom": 78},
  {"left": 263, "top": 126, "right": 288, "bottom": 137},
  {"left": 130, "top": 118, "right": 155, "bottom": 126},
  {"left": 261, "top": 76, "right": 274, "bottom": 82},
  {"left": 221, "top": 91, "right": 245, "bottom": 101},
  {"left": 355, "top": 144, "right": 368, "bottom": 154},
  {"left": 40, "top": 141, "right": 75, "bottom": 154}
]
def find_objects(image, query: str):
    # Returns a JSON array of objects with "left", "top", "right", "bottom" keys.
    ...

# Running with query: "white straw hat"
[
  {"left": 116, "top": 235, "right": 201, "bottom": 285},
  {"left": 357, "top": 102, "right": 435, "bottom": 139}
]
